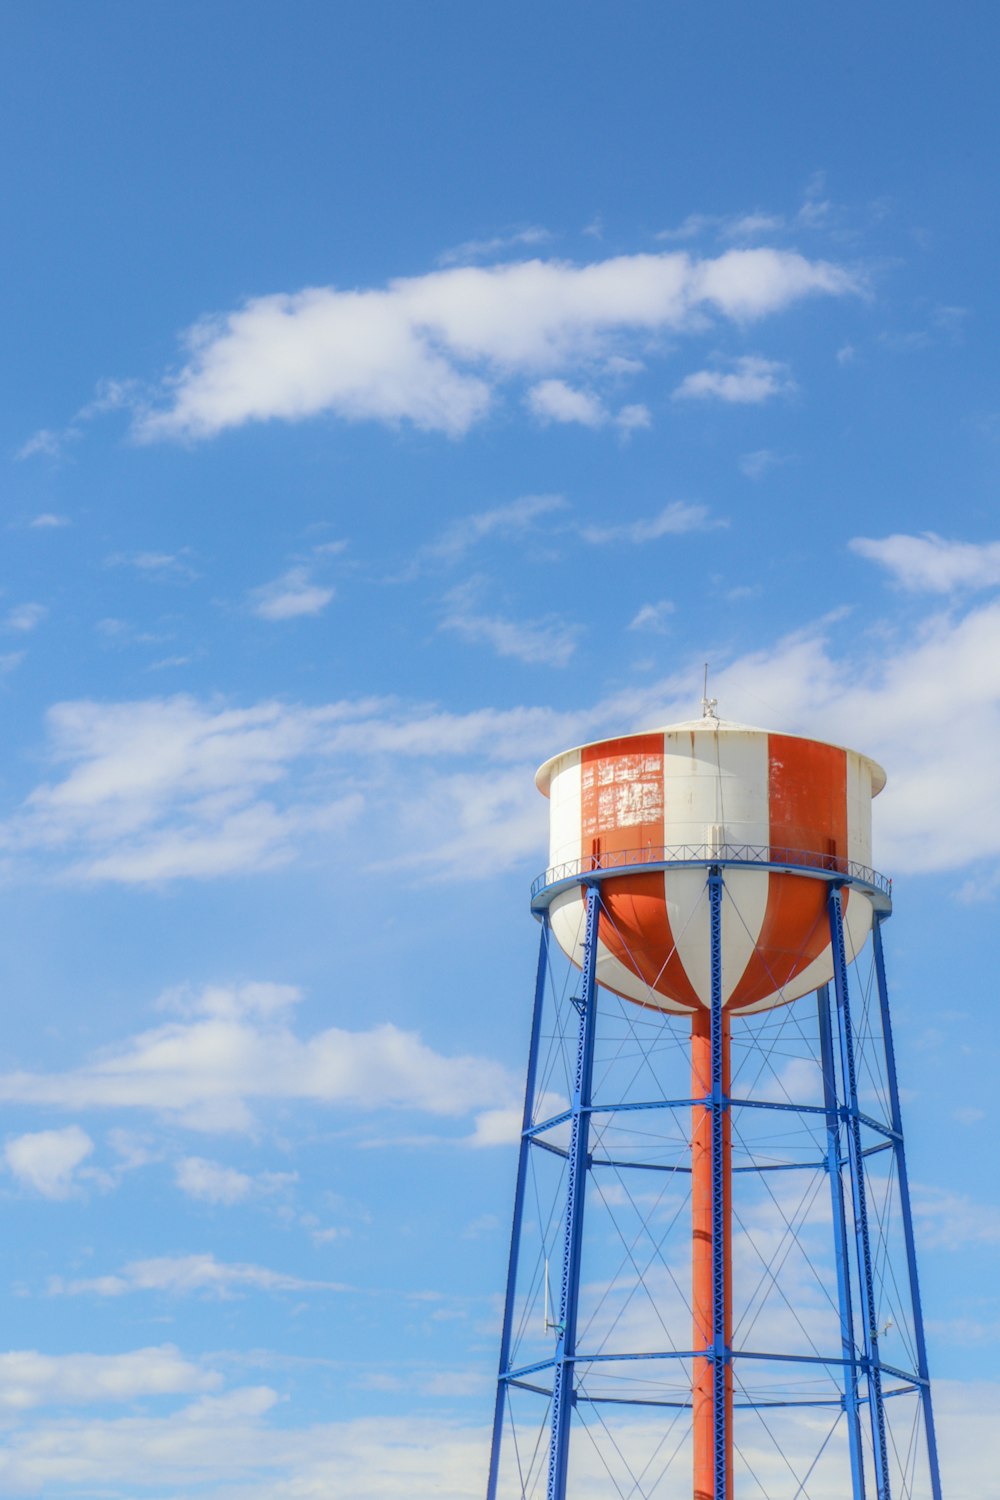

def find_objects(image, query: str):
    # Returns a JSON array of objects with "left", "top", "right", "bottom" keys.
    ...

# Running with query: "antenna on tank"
[{"left": 701, "top": 663, "right": 718, "bottom": 721}]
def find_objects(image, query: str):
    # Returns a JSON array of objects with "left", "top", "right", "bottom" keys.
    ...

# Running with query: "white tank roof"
[{"left": 535, "top": 715, "right": 887, "bottom": 797}]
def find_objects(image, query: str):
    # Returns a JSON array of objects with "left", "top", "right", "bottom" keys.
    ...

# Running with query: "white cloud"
[
  {"left": 175, "top": 1156, "right": 253, "bottom": 1204},
  {"left": 739, "top": 447, "right": 786, "bottom": 480},
  {"left": 0, "top": 1347, "right": 219, "bottom": 1410},
  {"left": 673, "top": 355, "right": 794, "bottom": 404},
  {"left": 4, "top": 603, "right": 47, "bottom": 633},
  {"left": 250, "top": 566, "right": 334, "bottom": 621},
  {"left": 463, "top": 1107, "right": 522, "bottom": 1148},
  {"left": 106, "top": 549, "right": 197, "bottom": 581},
  {"left": 0, "top": 981, "right": 517, "bottom": 1134},
  {"left": 27, "top": 513, "right": 70, "bottom": 529},
  {"left": 15, "top": 429, "right": 71, "bottom": 461},
  {"left": 580, "top": 499, "right": 719, "bottom": 544},
  {"left": 51, "top": 1253, "right": 349, "bottom": 1299},
  {"left": 526, "top": 378, "right": 607, "bottom": 427},
  {"left": 658, "top": 187, "right": 833, "bottom": 248},
  {"left": 437, "top": 225, "right": 551, "bottom": 265},
  {"left": 721, "top": 211, "right": 786, "bottom": 239},
  {"left": 850, "top": 531, "right": 1000, "bottom": 593},
  {"left": 628, "top": 600, "right": 675, "bottom": 634},
  {"left": 911, "top": 1185, "right": 1000, "bottom": 1250},
  {"left": 175, "top": 1155, "right": 296, "bottom": 1205},
  {"left": 524, "top": 380, "right": 648, "bottom": 434},
  {"left": 418, "top": 493, "right": 568, "bottom": 567},
  {"left": 8, "top": 695, "right": 365, "bottom": 883},
  {"left": 4, "top": 1126, "right": 93, "bottom": 1199},
  {"left": 440, "top": 585, "right": 578, "bottom": 667},
  {"left": 132, "top": 249, "right": 856, "bottom": 441},
  {"left": 656, "top": 212, "right": 718, "bottom": 242},
  {"left": 615, "top": 401, "right": 651, "bottom": 432}
]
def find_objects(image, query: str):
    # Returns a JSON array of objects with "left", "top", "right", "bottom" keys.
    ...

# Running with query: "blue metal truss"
[
  {"left": 486, "top": 860, "right": 942, "bottom": 1500},
  {"left": 872, "top": 915, "right": 944, "bottom": 1500},
  {"left": 546, "top": 883, "right": 601, "bottom": 1499}
]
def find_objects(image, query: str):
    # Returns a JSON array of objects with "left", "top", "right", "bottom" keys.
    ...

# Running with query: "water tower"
[{"left": 486, "top": 711, "right": 942, "bottom": 1500}]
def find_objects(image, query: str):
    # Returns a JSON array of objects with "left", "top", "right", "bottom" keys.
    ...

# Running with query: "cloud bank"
[{"left": 0, "top": 982, "right": 517, "bottom": 1135}]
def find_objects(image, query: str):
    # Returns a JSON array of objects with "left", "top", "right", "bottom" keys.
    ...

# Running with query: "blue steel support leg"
[
  {"left": 486, "top": 915, "right": 551, "bottom": 1500},
  {"left": 872, "top": 916, "right": 944, "bottom": 1500},
  {"left": 709, "top": 866, "right": 729, "bottom": 1500},
  {"left": 817, "top": 983, "right": 867, "bottom": 1500},
  {"left": 829, "top": 887, "right": 892, "bottom": 1500},
  {"left": 547, "top": 885, "right": 601, "bottom": 1500}
]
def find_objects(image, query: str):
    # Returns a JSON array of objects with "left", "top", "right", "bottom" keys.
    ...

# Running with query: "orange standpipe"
[{"left": 692, "top": 1010, "right": 733, "bottom": 1500}]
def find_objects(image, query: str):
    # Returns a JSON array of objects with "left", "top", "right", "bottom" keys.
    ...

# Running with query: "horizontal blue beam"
[
  {"left": 529, "top": 1139, "right": 891, "bottom": 1175},
  {"left": 526, "top": 1098, "right": 900, "bottom": 1139},
  {"left": 504, "top": 1348, "right": 922, "bottom": 1382},
  {"left": 505, "top": 1383, "right": 920, "bottom": 1408},
  {"left": 589, "top": 1153, "right": 830, "bottom": 1175}
]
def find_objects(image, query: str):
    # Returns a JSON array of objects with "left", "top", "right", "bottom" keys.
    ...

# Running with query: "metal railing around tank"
[{"left": 530, "top": 842, "right": 892, "bottom": 903}]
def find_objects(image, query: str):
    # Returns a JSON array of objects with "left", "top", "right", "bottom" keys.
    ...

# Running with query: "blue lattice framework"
[{"left": 485, "top": 848, "right": 943, "bottom": 1500}]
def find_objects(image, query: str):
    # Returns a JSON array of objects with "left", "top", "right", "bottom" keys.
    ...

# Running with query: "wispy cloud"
[
  {"left": 419, "top": 493, "right": 568, "bottom": 568},
  {"left": 126, "top": 249, "right": 856, "bottom": 442},
  {"left": 50, "top": 1253, "right": 350, "bottom": 1299},
  {"left": 250, "top": 566, "right": 334, "bottom": 621},
  {"left": 850, "top": 532, "right": 1000, "bottom": 593},
  {"left": 628, "top": 600, "right": 675, "bottom": 634},
  {"left": 658, "top": 183, "right": 834, "bottom": 246},
  {"left": 4, "top": 603, "right": 48, "bottom": 634},
  {"left": 15, "top": 428, "right": 76, "bottom": 462},
  {"left": 440, "top": 583, "right": 579, "bottom": 667},
  {"left": 580, "top": 500, "right": 719, "bottom": 544},
  {"left": 175, "top": 1155, "right": 296, "bottom": 1205},
  {"left": 739, "top": 447, "right": 787, "bottom": 480},
  {"left": 106, "top": 549, "right": 198, "bottom": 582},
  {"left": 912, "top": 1186, "right": 1000, "bottom": 1250},
  {"left": 27, "top": 513, "right": 70, "bottom": 530},
  {"left": 437, "top": 225, "right": 551, "bottom": 266},
  {"left": 673, "top": 355, "right": 794, "bottom": 404},
  {"left": 16, "top": 379, "right": 141, "bottom": 461}
]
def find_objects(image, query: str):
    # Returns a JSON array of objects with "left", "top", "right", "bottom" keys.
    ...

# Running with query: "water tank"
[{"left": 536, "top": 715, "right": 886, "bottom": 1013}]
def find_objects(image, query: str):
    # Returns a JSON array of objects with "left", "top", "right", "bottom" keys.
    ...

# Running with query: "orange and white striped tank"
[{"left": 536, "top": 717, "right": 885, "bottom": 1014}]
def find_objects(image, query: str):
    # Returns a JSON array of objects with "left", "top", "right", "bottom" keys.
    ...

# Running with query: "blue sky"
[{"left": 0, "top": 1, "right": 998, "bottom": 1493}]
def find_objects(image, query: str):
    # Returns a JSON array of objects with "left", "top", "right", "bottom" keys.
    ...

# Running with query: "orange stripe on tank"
[
  {"left": 727, "top": 872, "right": 830, "bottom": 1009},
  {"left": 767, "top": 734, "right": 847, "bottom": 866},
  {"left": 597, "top": 874, "right": 701, "bottom": 1011},
  {"left": 581, "top": 735, "right": 664, "bottom": 857},
  {"left": 728, "top": 737, "right": 848, "bottom": 1010}
]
